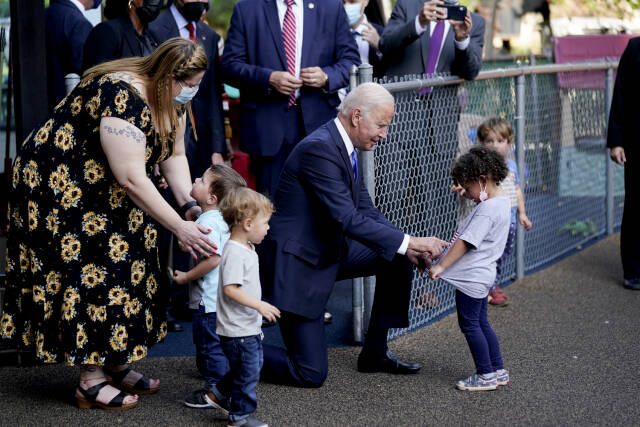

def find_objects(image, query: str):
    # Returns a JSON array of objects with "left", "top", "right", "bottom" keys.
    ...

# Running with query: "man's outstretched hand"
[{"left": 408, "top": 236, "right": 449, "bottom": 259}]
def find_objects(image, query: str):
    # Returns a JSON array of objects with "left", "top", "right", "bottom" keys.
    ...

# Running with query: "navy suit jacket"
[
  {"left": 82, "top": 16, "right": 159, "bottom": 72},
  {"left": 260, "top": 120, "right": 404, "bottom": 318},
  {"left": 379, "top": 0, "right": 484, "bottom": 79},
  {"left": 221, "top": 0, "right": 361, "bottom": 157},
  {"left": 45, "top": 0, "right": 93, "bottom": 110},
  {"left": 149, "top": 11, "right": 226, "bottom": 175}
]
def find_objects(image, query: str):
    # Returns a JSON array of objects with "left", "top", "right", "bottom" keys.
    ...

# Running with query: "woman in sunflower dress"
[{"left": 1, "top": 38, "right": 217, "bottom": 410}]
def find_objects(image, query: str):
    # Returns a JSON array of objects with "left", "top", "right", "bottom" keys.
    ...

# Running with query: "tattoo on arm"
[{"left": 102, "top": 124, "right": 146, "bottom": 144}]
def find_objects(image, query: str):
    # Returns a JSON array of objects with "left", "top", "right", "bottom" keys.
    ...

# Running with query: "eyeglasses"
[{"left": 178, "top": 80, "right": 200, "bottom": 90}]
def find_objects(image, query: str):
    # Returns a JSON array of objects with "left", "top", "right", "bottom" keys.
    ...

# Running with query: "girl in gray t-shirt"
[{"left": 428, "top": 147, "right": 511, "bottom": 392}]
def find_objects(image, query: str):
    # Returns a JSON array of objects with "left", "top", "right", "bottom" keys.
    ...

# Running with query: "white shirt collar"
[
  {"left": 334, "top": 117, "right": 356, "bottom": 157},
  {"left": 69, "top": 0, "right": 86, "bottom": 13},
  {"left": 170, "top": 3, "right": 193, "bottom": 33},
  {"left": 352, "top": 15, "right": 369, "bottom": 34}
]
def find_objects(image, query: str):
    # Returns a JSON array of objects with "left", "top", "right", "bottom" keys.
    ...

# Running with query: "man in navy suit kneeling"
[{"left": 259, "top": 82, "right": 448, "bottom": 388}]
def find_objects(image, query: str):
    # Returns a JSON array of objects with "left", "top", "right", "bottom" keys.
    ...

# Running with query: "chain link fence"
[{"left": 349, "top": 61, "right": 623, "bottom": 341}]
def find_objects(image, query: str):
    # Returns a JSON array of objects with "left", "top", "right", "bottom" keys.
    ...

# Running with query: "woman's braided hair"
[
  {"left": 451, "top": 146, "right": 508, "bottom": 186},
  {"left": 84, "top": 37, "right": 208, "bottom": 143}
]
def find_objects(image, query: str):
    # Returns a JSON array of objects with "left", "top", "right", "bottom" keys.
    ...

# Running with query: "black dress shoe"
[
  {"left": 357, "top": 350, "right": 421, "bottom": 374},
  {"left": 623, "top": 279, "right": 640, "bottom": 290},
  {"left": 167, "top": 320, "right": 184, "bottom": 332}
]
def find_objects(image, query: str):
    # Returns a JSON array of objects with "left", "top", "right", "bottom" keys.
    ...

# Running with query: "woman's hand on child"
[
  {"left": 258, "top": 301, "right": 281, "bottom": 323},
  {"left": 519, "top": 215, "right": 532, "bottom": 230},
  {"left": 173, "top": 270, "right": 188, "bottom": 285}
]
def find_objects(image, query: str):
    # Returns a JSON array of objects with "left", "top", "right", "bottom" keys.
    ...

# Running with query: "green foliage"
[
  {"left": 560, "top": 219, "right": 598, "bottom": 237},
  {"left": 205, "top": 0, "right": 238, "bottom": 36}
]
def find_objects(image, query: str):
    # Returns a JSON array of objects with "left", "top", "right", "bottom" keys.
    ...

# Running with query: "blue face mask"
[
  {"left": 173, "top": 82, "right": 199, "bottom": 105},
  {"left": 92, "top": 0, "right": 102, "bottom": 9},
  {"left": 344, "top": 3, "right": 362, "bottom": 27}
]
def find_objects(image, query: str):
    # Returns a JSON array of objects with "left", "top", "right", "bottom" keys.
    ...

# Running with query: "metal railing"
[{"left": 349, "top": 60, "right": 622, "bottom": 341}]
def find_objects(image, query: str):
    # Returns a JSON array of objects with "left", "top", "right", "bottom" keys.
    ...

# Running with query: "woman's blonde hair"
[
  {"left": 220, "top": 187, "right": 275, "bottom": 230},
  {"left": 83, "top": 37, "right": 208, "bottom": 142}
]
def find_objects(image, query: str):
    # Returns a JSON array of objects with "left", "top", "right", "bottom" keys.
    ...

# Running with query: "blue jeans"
[
  {"left": 492, "top": 222, "right": 516, "bottom": 291},
  {"left": 192, "top": 307, "right": 229, "bottom": 391},
  {"left": 213, "top": 334, "right": 263, "bottom": 422},
  {"left": 455, "top": 290, "right": 504, "bottom": 375}
]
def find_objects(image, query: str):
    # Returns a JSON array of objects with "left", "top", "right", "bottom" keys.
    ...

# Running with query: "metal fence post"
[
  {"left": 349, "top": 65, "right": 365, "bottom": 343},
  {"left": 605, "top": 66, "right": 614, "bottom": 235},
  {"left": 357, "top": 63, "right": 377, "bottom": 333},
  {"left": 515, "top": 73, "right": 526, "bottom": 279}
]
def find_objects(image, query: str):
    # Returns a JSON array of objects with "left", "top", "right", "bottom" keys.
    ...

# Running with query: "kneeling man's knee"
[{"left": 297, "top": 365, "right": 328, "bottom": 388}]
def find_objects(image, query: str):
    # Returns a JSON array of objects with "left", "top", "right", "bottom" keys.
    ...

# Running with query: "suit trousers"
[
  {"left": 250, "top": 105, "right": 305, "bottom": 197},
  {"left": 621, "top": 162, "right": 640, "bottom": 280},
  {"left": 260, "top": 238, "right": 413, "bottom": 388}
]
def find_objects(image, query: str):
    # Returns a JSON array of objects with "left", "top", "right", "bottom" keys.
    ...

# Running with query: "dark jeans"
[
  {"left": 214, "top": 334, "right": 263, "bottom": 422},
  {"left": 455, "top": 290, "right": 504, "bottom": 375},
  {"left": 192, "top": 307, "right": 229, "bottom": 390},
  {"left": 492, "top": 221, "right": 516, "bottom": 290}
]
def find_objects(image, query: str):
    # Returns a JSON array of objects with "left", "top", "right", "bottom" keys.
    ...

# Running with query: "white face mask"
[
  {"left": 344, "top": 3, "right": 362, "bottom": 27},
  {"left": 173, "top": 81, "right": 199, "bottom": 105},
  {"left": 478, "top": 180, "right": 488, "bottom": 202}
]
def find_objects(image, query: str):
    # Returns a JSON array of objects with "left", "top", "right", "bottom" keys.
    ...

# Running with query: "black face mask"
[
  {"left": 181, "top": 2, "right": 207, "bottom": 22},
  {"left": 136, "top": 0, "right": 163, "bottom": 24}
]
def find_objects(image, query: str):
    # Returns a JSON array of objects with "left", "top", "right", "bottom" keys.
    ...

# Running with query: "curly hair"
[
  {"left": 476, "top": 117, "right": 514, "bottom": 144},
  {"left": 219, "top": 187, "right": 274, "bottom": 231},
  {"left": 451, "top": 146, "right": 508, "bottom": 186},
  {"left": 207, "top": 164, "right": 247, "bottom": 203}
]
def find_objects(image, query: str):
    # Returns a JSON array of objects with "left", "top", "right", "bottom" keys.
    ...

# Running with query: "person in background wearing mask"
[
  {"left": 149, "top": 0, "right": 228, "bottom": 335},
  {"left": 45, "top": 0, "right": 100, "bottom": 111},
  {"left": 82, "top": 0, "right": 162, "bottom": 71},
  {"left": 343, "top": 0, "right": 386, "bottom": 79}
]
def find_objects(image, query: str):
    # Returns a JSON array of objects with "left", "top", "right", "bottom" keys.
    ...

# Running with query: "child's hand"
[
  {"left": 520, "top": 214, "right": 532, "bottom": 230},
  {"left": 451, "top": 184, "right": 465, "bottom": 196},
  {"left": 429, "top": 264, "right": 444, "bottom": 280},
  {"left": 258, "top": 301, "right": 281, "bottom": 323},
  {"left": 173, "top": 270, "right": 188, "bottom": 285}
]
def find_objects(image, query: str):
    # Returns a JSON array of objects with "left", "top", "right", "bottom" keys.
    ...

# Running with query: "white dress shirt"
[
  {"left": 277, "top": 0, "right": 304, "bottom": 98},
  {"left": 69, "top": 0, "right": 86, "bottom": 13},
  {"left": 334, "top": 118, "right": 410, "bottom": 255}
]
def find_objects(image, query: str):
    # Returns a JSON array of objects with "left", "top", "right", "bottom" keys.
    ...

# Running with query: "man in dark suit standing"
[
  {"left": 45, "top": 0, "right": 97, "bottom": 110},
  {"left": 259, "top": 83, "right": 448, "bottom": 388},
  {"left": 221, "top": 0, "right": 361, "bottom": 197},
  {"left": 379, "top": 0, "right": 484, "bottom": 80},
  {"left": 149, "top": 0, "right": 226, "bottom": 176},
  {"left": 607, "top": 37, "right": 640, "bottom": 291}
]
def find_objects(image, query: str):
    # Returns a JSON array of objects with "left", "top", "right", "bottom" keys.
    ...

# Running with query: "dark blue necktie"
[{"left": 350, "top": 150, "right": 358, "bottom": 182}]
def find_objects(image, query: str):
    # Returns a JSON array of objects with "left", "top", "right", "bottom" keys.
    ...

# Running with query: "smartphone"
[{"left": 444, "top": 4, "right": 467, "bottom": 21}]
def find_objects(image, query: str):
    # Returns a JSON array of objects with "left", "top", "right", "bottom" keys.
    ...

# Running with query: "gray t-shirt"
[
  {"left": 439, "top": 195, "right": 511, "bottom": 298},
  {"left": 216, "top": 240, "right": 262, "bottom": 337}
]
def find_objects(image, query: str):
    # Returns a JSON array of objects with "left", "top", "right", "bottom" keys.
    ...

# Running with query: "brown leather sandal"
[{"left": 76, "top": 381, "right": 138, "bottom": 410}]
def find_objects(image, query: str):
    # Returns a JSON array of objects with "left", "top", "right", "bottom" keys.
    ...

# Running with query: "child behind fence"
[
  {"left": 429, "top": 146, "right": 510, "bottom": 391},
  {"left": 476, "top": 117, "right": 532, "bottom": 306}
]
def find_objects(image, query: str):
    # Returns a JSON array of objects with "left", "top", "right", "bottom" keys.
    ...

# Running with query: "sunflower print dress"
[{"left": 1, "top": 74, "right": 176, "bottom": 366}]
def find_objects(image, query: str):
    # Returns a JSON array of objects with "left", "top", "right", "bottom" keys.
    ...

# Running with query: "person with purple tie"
[{"left": 221, "top": 0, "right": 360, "bottom": 197}]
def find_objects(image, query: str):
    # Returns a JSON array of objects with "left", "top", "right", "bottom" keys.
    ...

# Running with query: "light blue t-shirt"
[
  {"left": 439, "top": 195, "right": 511, "bottom": 298},
  {"left": 188, "top": 209, "right": 229, "bottom": 313}
]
